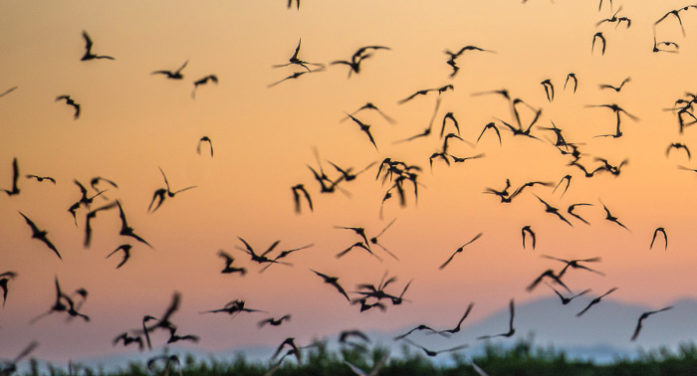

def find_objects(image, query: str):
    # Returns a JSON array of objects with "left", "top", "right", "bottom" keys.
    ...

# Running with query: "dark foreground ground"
[{"left": 14, "top": 340, "right": 697, "bottom": 376}]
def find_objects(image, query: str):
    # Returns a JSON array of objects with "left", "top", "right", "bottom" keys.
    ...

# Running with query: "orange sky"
[{"left": 2, "top": 0, "right": 697, "bottom": 362}]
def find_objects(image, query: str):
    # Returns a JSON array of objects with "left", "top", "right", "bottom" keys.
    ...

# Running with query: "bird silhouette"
[
  {"left": 68, "top": 179, "right": 106, "bottom": 225},
  {"left": 540, "top": 79, "right": 554, "bottom": 102},
  {"left": 152, "top": 60, "right": 188, "bottom": 79},
  {"left": 600, "top": 201, "right": 629, "bottom": 231},
  {"left": 0, "top": 271, "right": 17, "bottom": 307},
  {"left": 548, "top": 285, "right": 591, "bottom": 305},
  {"left": 596, "top": 6, "right": 631, "bottom": 28},
  {"left": 631, "top": 306, "right": 674, "bottom": 341},
  {"left": 534, "top": 195, "right": 573, "bottom": 226},
  {"left": 331, "top": 46, "right": 390, "bottom": 78},
  {"left": 55, "top": 95, "right": 80, "bottom": 119},
  {"left": 218, "top": 250, "right": 247, "bottom": 275},
  {"left": 521, "top": 226, "right": 536, "bottom": 249},
  {"left": 191, "top": 75, "right": 218, "bottom": 98},
  {"left": 587, "top": 103, "right": 638, "bottom": 138},
  {"left": 444, "top": 45, "right": 494, "bottom": 77},
  {"left": 666, "top": 142, "right": 691, "bottom": 160},
  {"left": 398, "top": 84, "right": 453, "bottom": 105},
  {"left": 287, "top": 0, "right": 300, "bottom": 10},
  {"left": 148, "top": 168, "right": 197, "bottom": 213},
  {"left": 0, "top": 86, "right": 18, "bottom": 98},
  {"left": 106, "top": 244, "right": 133, "bottom": 269},
  {"left": 83, "top": 201, "right": 119, "bottom": 248},
  {"left": 541, "top": 254, "right": 604, "bottom": 277},
  {"left": 394, "top": 97, "right": 442, "bottom": 144},
  {"left": 650, "top": 227, "right": 668, "bottom": 250},
  {"left": 80, "top": 31, "right": 114, "bottom": 61},
  {"left": 439, "top": 232, "right": 483, "bottom": 270},
  {"left": 258, "top": 314, "right": 292, "bottom": 328},
  {"left": 440, "top": 112, "right": 460, "bottom": 138},
  {"left": 477, "top": 299, "right": 515, "bottom": 339},
  {"left": 236, "top": 237, "right": 289, "bottom": 266},
  {"left": 260, "top": 243, "right": 314, "bottom": 272},
  {"left": 1, "top": 158, "right": 20, "bottom": 196},
  {"left": 553, "top": 175, "right": 572, "bottom": 196},
  {"left": 439, "top": 302, "right": 475, "bottom": 334},
  {"left": 273, "top": 38, "right": 323, "bottom": 72},
  {"left": 567, "top": 203, "right": 593, "bottom": 225},
  {"left": 311, "top": 269, "right": 351, "bottom": 302},
  {"left": 394, "top": 324, "right": 450, "bottom": 340},
  {"left": 477, "top": 122, "right": 502, "bottom": 145},
  {"left": 19, "top": 212, "right": 61, "bottom": 260},
  {"left": 599, "top": 77, "right": 631, "bottom": 92},
  {"left": 202, "top": 298, "right": 265, "bottom": 316},
  {"left": 527, "top": 269, "right": 571, "bottom": 293},
  {"left": 196, "top": 136, "right": 214, "bottom": 157},
  {"left": 291, "top": 184, "right": 313, "bottom": 214},
  {"left": 577, "top": 287, "right": 618, "bottom": 317},
  {"left": 563, "top": 73, "right": 578, "bottom": 93},
  {"left": 116, "top": 201, "right": 152, "bottom": 247},
  {"left": 404, "top": 339, "right": 468, "bottom": 357},
  {"left": 592, "top": 32, "right": 606, "bottom": 55},
  {"left": 0, "top": 341, "right": 39, "bottom": 376},
  {"left": 30, "top": 278, "right": 89, "bottom": 323},
  {"left": 344, "top": 113, "right": 378, "bottom": 149},
  {"left": 113, "top": 332, "right": 144, "bottom": 351},
  {"left": 342, "top": 102, "right": 395, "bottom": 124}
]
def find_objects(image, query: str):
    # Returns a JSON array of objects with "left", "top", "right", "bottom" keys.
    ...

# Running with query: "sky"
[{"left": 2, "top": 0, "right": 697, "bottom": 365}]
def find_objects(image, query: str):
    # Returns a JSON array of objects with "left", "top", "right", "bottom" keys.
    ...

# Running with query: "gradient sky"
[{"left": 2, "top": 0, "right": 697, "bottom": 364}]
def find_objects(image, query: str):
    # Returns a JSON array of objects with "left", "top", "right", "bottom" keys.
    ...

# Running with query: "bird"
[
  {"left": 0, "top": 271, "right": 17, "bottom": 307},
  {"left": 600, "top": 201, "right": 629, "bottom": 231},
  {"left": 80, "top": 31, "right": 114, "bottom": 61},
  {"left": 444, "top": 45, "right": 495, "bottom": 77},
  {"left": 563, "top": 73, "right": 578, "bottom": 93},
  {"left": 236, "top": 237, "right": 289, "bottom": 266},
  {"left": 116, "top": 201, "right": 152, "bottom": 247},
  {"left": 336, "top": 241, "right": 381, "bottom": 260},
  {"left": 1, "top": 158, "right": 20, "bottom": 196},
  {"left": 666, "top": 142, "right": 691, "bottom": 160},
  {"left": 526, "top": 269, "right": 571, "bottom": 293},
  {"left": 352, "top": 297, "right": 387, "bottom": 313},
  {"left": 287, "top": 0, "right": 300, "bottom": 10},
  {"left": 655, "top": 7, "right": 690, "bottom": 36},
  {"left": 30, "top": 278, "right": 89, "bottom": 323},
  {"left": 344, "top": 113, "right": 378, "bottom": 149},
  {"left": 439, "top": 302, "right": 475, "bottom": 334},
  {"left": 197, "top": 136, "right": 214, "bottom": 157},
  {"left": 576, "top": 287, "right": 618, "bottom": 317},
  {"left": 260, "top": 243, "right": 314, "bottom": 273},
  {"left": 342, "top": 102, "right": 395, "bottom": 124},
  {"left": 310, "top": 269, "right": 351, "bottom": 302},
  {"left": 148, "top": 168, "right": 197, "bottom": 213},
  {"left": 331, "top": 46, "right": 390, "bottom": 78},
  {"left": 540, "top": 79, "right": 554, "bottom": 102},
  {"left": 599, "top": 77, "right": 631, "bottom": 92},
  {"left": 25, "top": 174, "right": 55, "bottom": 184},
  {"left": 106, "top": 244, "right": 133, "bottom": 269},
  {"left": 534, "top": 195, "right": 573, "bottom": 226},
  {"left": 592, "top": 32, "right": 606, "bottom": 55},
  {"left": 398, "top": 84, "right": 453, "bottom": 105},
  {"left": 291, "top": 184, "right": 313, "bottom": 214},
  {"left": 567, "top": 203, "right": 593, "bottom": 225},
  {"left": 541, "top": 254, "right": 604, "bottom": 277},
  {"left": 267, "top": 70, "right": 317, "bottom": 88},
  {"left": 548, "top": 285, "right": 591, "bottom": 305},
  {"left": 271, "top": 337, "right": 302, "bottom": 364},
  {"left": 0, "top": 341, "right": 39, "bottom": 376},
  {"left": 165, "top": 325, "right": 199, "bottom": 344},
  {"left": 440, "top": 112, "right": 460, "bottom": 137},
  {"left": 521, "top": 226, "right": 536, "bottom": 249},
  {"left": 19, "top": 212, "right": 62, "bottom": 260},
  {"left": 112, "top": 332, "right": 144, "bottom": 351},
  {"left": 394, "top": 324, "right": 449, "bottom": 340},
  {"left": 477, "top": 299, "right": 516, "bottom": 339},
  {"left": 0, "top": 86, "right": 18, "bottom": 98},
  {"left": 273, "top": 38, "right": 323, "bottom": 72},
  {"left": 68, "top": 179, "right": 106, "bottom": 225},
  {"left": 202, "top": 299, "right": 265, "bottom": 316},
  {"left": 218, "top": 250, "right": 247, "bottom": 275},
  {"left": 650, "top": 227, "right": 668, "bottom": 250},
  {"left": 83, "top": 201, "right": 118, "bottom": 248},
  {"left": 90, "top": 176, "right": 118, "bottom": 192},
  {"left": 553, "top": 175, "right": 572, "bottom": 196},
  {"left": 152, "top": 60, "right": 188, "bottom": 79},
  {"left": 191, "top": 75, "right": 218, "bottom": 98},
  {"left": 368, "top": 218, "right": 399, "bottom": 260},
  {"left": 55, "top": 95, "right": 80, "bottom": 119},
  {"left": 596, "top": 6, "right": 631, "bottom": 28},
  {"left": 258, "top": 314, "right": 292, "bottom": 328},
  {"left": 393, "top": 97, "right": 442, "bottom": 144},
  {"left": 631, "top": 306, "right": 674, "bottom": 341},
  {"left": 344, "top": 351, "right": 389, "bottom": 376},
  {"left": 439, "top": 232, "right": 483, "bottom": 270},
  {"left": 587, "top": 103, "right": 638, "bottom": 138},
  {"left": 404, "top": 339, "right": 468, "bottom": 357},
  {"left": 477, "top": 122, "right": 502, "bottom": 145}
]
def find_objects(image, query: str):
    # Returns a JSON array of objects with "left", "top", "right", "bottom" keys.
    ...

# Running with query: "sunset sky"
[{"left": 2, "top": 0, "right": 697, "bottom": 364}]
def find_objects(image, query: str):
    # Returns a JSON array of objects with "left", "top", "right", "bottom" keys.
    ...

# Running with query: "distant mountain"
[{"left": 32, "top": 296, "right": 697, "bottom": 372}]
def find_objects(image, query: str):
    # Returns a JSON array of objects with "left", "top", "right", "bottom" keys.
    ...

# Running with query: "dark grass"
[{"left": 18, "top": 339, "right": 697, "bottom": 376}]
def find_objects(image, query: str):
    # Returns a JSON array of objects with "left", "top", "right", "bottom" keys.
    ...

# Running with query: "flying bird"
[
  {"left": 521, "top": 226, "right": 536, "bottom": 249},
  {"left": 592, "top": 32, "right": 606, "bottom": 55},
  {"left": 344, "top": 113, "right": 378, "bottom": 149},
  {"left": 541, "top": 254, "right": 604, "bottom": 277},
  {"left": 197, "top": 136, "right": 214, "bottom": 157},
  {"left": 191, "top": 75, "right": 218, "bottom": 98},
  {"left": 444, "top": 45, "right": 495, "bottom": 77},
  {"left": 398, "top": 84, "right": 453, "bottom": 105},
  {"left": 631, "top": 306, "right": 674, "bottom": 341},
  {"left": 600, "top": 201, "right": 629, "bottom": 231},
  {"left": 106, "top": 244, "right": 133, "bottom": 269},
  {"left": 548, "top": 285, "right": 591, "bottom": 305},
  {"left": 599, "top": 77, "right": 631, "bottom": 92},
  {"left": 1, "top": 158, "right": 20, "bottom": 196},
  {"left": 477, "top": 299, "right": 515, "bottom": 339},
  {"left": 218, "top": 250, "right": 247, "bottom": 275},
  {"left": 0, "top": 341, "right": 39, "bottom": 376},
  {"left": 148, "top": 168, "right": 197, "bottom": 213},
  {"left": 666, "top": 142, "right": 691, "bottom": 160},
  {"left": 0, "top": 86, "right": 18, "bottom": 98},
  {"left": 116, "top": 201, "right": 152, "bottom": 247},
  {"left": 567, "top": 203, "right": 593, "bottom": 225},
  {"left": 650, "top": 227, "right": 668, "bottom": 250},
  {"left": 477, "top": 122, "right": 502, "bottom": 145},
  {"left": 0, "top": 271, "right": 17, "bottom": 307},
  {"left": 287, "top": 0, "right": 299, "bottom": 10},
  {"left": 563, "top": 73, "right": 578, "bottom": 93},
  {"left": 152, "top": 60, "right": 188, "bottom": 80},
  {"left": 80, "top": 31, "right": 115, "bottom": 61},
  {"left": 56, "top": 95, "right": 80, "bottom": 119},
  {"left": 439, "top": 232, "right": 483, "bottom": 270},
  {"left": 25, "top": 174, "right": 55, "bottom": 184},
  {"left": 291, "top": 184, "right": 313, "bottom": 214},
  {"left": 258, "top": 314, "right": 292, "bottom": 328},
  {"left": 576, "top": 287, "right": 618, "bottom": 317},
  {"left": 404, "top": 339, "right": 468, "bottom": 357},
  {"left": 439, "top": 302, "right": 475, "bottom": 334},
  {"left": 534, "top": 195, "right": 573, "bottom": 226},
  {"left": 342, "top": 102, "right": 395, "bottom": 124},
  {"left": 19, "top": 212, "right": 61, "bottom": 260},
  {"left": 310, "top": 269, "right": 351, "bottom": 302},
  {"left": 273, "top": 38, "right": 323, "bottom": 72},
  {"left": 540, "top": 79, "right": 554, "bottom": 102},
  {"left": 331, "top": 45, "right": 390, "bottom": 78}
]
